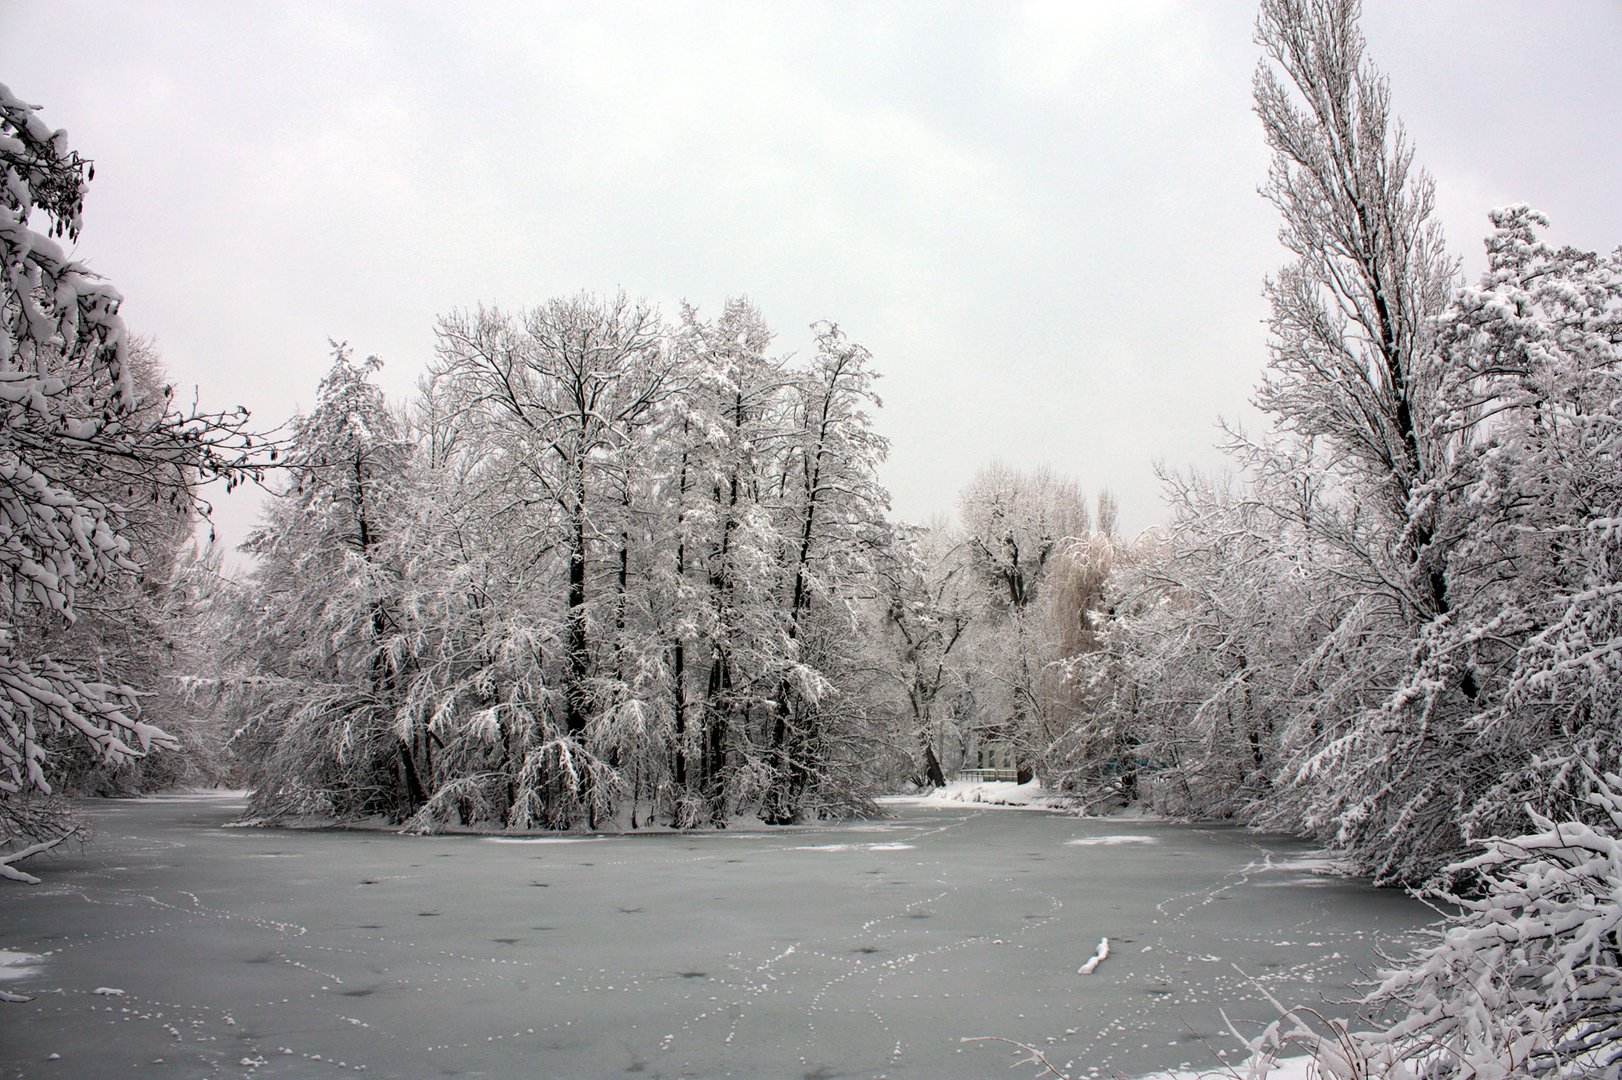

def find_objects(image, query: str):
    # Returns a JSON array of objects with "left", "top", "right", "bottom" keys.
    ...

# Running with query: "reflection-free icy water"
[{"left": 0, "top": 794, "right": 1431, "bottom": 1079}]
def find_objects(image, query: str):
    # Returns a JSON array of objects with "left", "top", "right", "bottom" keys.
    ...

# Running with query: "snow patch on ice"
[
  {"left": 482, "top": 836, "right": 603, "bottom": 845},
  {"left": 1065, "top": 834, "right": 1158, "bottom": 846},
  {"left": 1140, "top": 1057, "right": 1319, "bottom": 1079},
  {"left": 1264, "top": 854, "right": 1351, "bottom": 873},
  {"left": 790, "top": 842, "right": 917, "bottom": 852},
  {"left": 0, "top": 950, "right": 44, "bottom": 981},
  {"left": 1246, "top": 852, "right": 1356, "bottom": 885}
]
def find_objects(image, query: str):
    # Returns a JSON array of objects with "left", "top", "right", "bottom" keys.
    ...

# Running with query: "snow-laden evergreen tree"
[
  {"left": 1, "top": 83, "right": 255, "bottom": 883},
  {"left": 228, "top": 347, "right": 422, "bottom": 823}
]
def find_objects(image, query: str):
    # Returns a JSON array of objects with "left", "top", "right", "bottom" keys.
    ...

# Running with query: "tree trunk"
[{"left": 920, "top": 741, "right": 947, "bottom": 788}]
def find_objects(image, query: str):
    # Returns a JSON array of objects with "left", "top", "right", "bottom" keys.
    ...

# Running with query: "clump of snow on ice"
[{"left": 1078, "top": 937, "right": 1110, "bottom": 974}]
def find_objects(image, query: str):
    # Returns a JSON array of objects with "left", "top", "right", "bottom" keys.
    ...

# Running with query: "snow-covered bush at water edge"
[{"left": 1243, "top": 769, "right": 1622, "bottom": 1079}]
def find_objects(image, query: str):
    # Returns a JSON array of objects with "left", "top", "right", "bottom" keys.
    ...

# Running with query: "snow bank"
[
  {"left": 882, "top": 779, "right": 1067, "bottom": 810},
  {"left": 130, "top": 789, "right": 250, "bottom": 803}
]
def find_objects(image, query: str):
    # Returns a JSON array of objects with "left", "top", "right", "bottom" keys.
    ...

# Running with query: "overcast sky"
[{"left": 3, "top": 1, "right": 1618, "bottom": 552}]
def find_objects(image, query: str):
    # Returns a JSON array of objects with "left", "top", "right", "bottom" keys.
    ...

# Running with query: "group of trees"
[
  {"left": 1058, "top": 0, "right": 1622, "bottom": 884},
  {"left": 217, "top": 308, "right": 1132, "bottom": 835},
  {"left": 879, "top": 465, "right": 1118, "bottom": 792},
  {"left": 220, "top": 298, "right": 900, "bottom": 831},
  {"left": 0, "top": 70, "right": 1114, "bottom": 857}
]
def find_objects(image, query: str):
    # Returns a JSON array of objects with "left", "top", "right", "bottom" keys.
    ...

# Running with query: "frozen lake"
[{"left": 1, "top": 793, "right": 1431, "bottom": 1079}]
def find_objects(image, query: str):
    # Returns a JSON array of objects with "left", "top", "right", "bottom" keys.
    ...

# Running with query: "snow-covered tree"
[
  {"left": 876, "top": 522, "right": 982, "bottom": 788},
  {"left": 659, "top": 298, "right": 795, "bottom": 825},
  {"left": 31, "top": 340, "right": 222, "bottom": 799},
  {"left": 227, "top": 347, "right": 420, "bottom": 823},
  {"left": 1, "top": 83, "right": 255, "bottom": 883},
  {"left": 1236, "top": 0, "right": 1479, "bottom": 880},
  {"left": 1434, "top": 205, "right": 1622, "bottom": 843},
  {"left": 427, "top": 295, "right": 677, "bottom": 828},
  {"left": 759, "top": 322, "right": 892, "bottom": 822},
  {"left": 957, "top": 463, "right": 1090, "bottom": 783}
]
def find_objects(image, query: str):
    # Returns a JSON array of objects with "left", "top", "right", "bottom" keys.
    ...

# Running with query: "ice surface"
[{"left": 0, "top": 793, "right": 1432, "bottom": 1078}]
